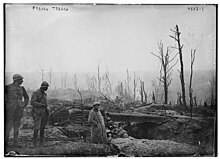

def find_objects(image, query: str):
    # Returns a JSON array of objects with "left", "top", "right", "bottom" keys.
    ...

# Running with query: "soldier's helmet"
[
  {"left": 93, "top": 102, "right": 100, "bottom": 107},
  {"left": 13, "top": 74, "right": 24, "bottom": 81},
  {"left": 41, "top": 81, "right": 49, "bottom": 88}
]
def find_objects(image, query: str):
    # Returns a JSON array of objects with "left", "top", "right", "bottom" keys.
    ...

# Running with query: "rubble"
[
  {"left": 111, "top": 137, "right": 199, "bottom": 157},
  {"left": 13, "top": 98, "right": 214, "bottom": 156}
]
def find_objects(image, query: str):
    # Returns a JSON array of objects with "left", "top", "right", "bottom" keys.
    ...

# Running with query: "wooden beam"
[{"left": 108, "top": 112, "right": 169, "bottom": 123}]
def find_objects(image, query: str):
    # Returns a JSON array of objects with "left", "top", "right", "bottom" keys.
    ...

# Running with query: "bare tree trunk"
[
  {"left": 176, "top": 26, "right": 186, "bottom": 110},
  {"left": 41, "top": 69, "right": 44, "bottom": 83},
  {"left": 61, "top": 76, "right": 63, "bottom": 89},
  {"left": 189, "top": 49, "right": 196, "bottom": 119},
  {"left": 76, "top": 88, "right": 83, "bottom": 103},
  {"left": 177, "top": 92, "right": 182, "bottom": 106},
  {"left": 133, "top": 73, "right": 137, "bottom": 101},
  {"left": 126, "top": 69, "right": 131, "bottom": 95},
  {"left": 142, "top": 81, "right": 147, "bottom": 103},
  {"left": 194, "top": 96, "right": 198, "bottom": 110},
  {"left": 105, "top": 72, "right": 112, "bottom": 94},
  {"left": 64, "top": 72, "right": 67, "bottom": 89},
  {"left": 151, "top": 41, "right": 178, "bottom": 104},
  {"left": 54, "top": 79, "right": 56, "bottom": 90},
  {"left": 120, "top": 82, "right": 123, "bottom": 97},
  {"left": 170, "top": 25, "right": 186, "bottom": 110},
  {"left": 97, "top": 65, "right": 101, "bottom": 92},
  {"left": 140, "top": 80, "right": 144, "bottom": 103},
  {"left": 73, "top": 74, "right": 77, "bottom": 89},
  {"left": 93, "top": 75, "right": 97, "bottom": 92},
  {"left": 163, "top": 67, "right": 168, "bottom": 104},
  {"left": 140, "top": 88, "right": 143, "bottom": 103},
  {"left": 124, "top": 80, "right": 127, "bottom": 96},
  {"left": 49, "top": 69, "right": 52, "bottom": 88},
  {"left": 152, "top": 92, "right": 156, "bottom": 103},
  {"left": 151, "top": 80, "right": 158, "bottom": 103},
  {"left": 144, "top": 90, "right": 147, "bottom": 103}
]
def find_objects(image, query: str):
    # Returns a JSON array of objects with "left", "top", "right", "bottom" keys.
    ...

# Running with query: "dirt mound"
[
  {"left": 111, "top": 137, "right": 199, "bottom": 156},
  {"left": 123, "top": 117, "right": 215, "bottom": 155}
]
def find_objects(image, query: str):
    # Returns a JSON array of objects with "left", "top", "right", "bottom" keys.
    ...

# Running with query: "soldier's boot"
[
  {"left": 39, "top": 129, "right": 45, "bottom": 147},
  {"left": 33, "top": 130, "right": 38, "bottom": 148}
]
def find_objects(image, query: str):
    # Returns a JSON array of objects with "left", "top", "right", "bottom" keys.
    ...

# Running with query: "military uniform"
[
  {"left": 31, "top": 81, "right": 49, "bottom": 147},
  {"left": 5, "top": 81, "right": 29, "bottom": 145},
  {"left": 88, "top": 102, "right": 108, "bottom": 144},
  {"left": 31, "top": 89, "right": 48, "bottom": 130}
]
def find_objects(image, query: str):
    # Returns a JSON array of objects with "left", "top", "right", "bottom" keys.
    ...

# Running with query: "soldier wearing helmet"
[
  {"left": 5, "top": 74, "right": 29, "bottom": 147},
  {"left": 31, "top": 81, "right": 49, "bottom": 147},
  {"left": 88, "top": 102, "right": 108, "bottom": 144}
]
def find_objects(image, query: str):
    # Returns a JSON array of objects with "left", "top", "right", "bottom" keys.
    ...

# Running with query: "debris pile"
[
  {"left": 111, "top": 137, "right": 200, "bottom": 157},
  {"left": 47, "top": 99, "right": 92, "bottom": 126},
  {"left": 48, "top": 107, "right": 70, "bottom": 126}
]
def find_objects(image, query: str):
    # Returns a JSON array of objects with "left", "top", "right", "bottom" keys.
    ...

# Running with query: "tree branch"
[
  {"left": 157, "top": 77, "right": 165, "bottom": 83},
  {"left": 191, "top": 49, "right": 196, "bottom": 64},
  {"left": 169, "top": 52, "right": 179, "bottom": 64},
  {"left": 98, "top": 92, "right": 114, "bottom": 102},
  {"left": 167, "top": 71, "right": 173, "bottom": 79},
  {"left": 151, "top": 52, "right": 162, "bottom": 61},
  {"left": 170, "top": 46, "right": 178, "bottom": 50},
  {"left": 167, "top": 59, "right": 179, "bottom": 73},
  {"left": 169, "top": 35, "right": 178, "bottom": 41},
  {"left": 170, "top": 29, "right": 177, "bottom": 33},
  {"left": 167, "top": 78, "right": 173, "bottom": 87},
  {"left": 76, "top": 88, "right": 83, "bottom": 103},
  {"left": 180, "top": 44, "right": 184, "bottom": 50}
]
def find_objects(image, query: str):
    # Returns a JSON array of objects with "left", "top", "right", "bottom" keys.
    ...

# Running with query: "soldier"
[
  {"left": 88, "top": 102, "right": 108, "bottom": 144},
  {"left": 31, "top": 81, "right": 49, "bottom": 147},
  {"left": 5, "top": 74, "right": 29, "bottom": 147}
]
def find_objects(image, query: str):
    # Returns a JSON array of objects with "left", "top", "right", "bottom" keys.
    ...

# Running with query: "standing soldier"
[
  {"left": 31, "top": 81, "right": 49, "bottom": 147},
  {"left": 5, "top": 74, "right": 29, "bottom": 147},
  {"left": 88, "top": 102, "right": 108, "bottom": 144}
]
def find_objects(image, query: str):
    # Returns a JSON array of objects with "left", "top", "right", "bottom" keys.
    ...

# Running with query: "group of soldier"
[
  {"left": 5, "top": 73, "right": 108, "bottom": 148},
  {"left": 5, "top": 74, "right": 50, "bottom": 147}
]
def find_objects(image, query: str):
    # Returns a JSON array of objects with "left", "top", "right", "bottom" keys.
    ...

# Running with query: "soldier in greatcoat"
[
  {"left": 5, "top": 74, "right": 29, "bottom": 147},
  {"left": 31, "top": 81, "right": 49, "bottom": 147},
  {"left": 88, "top": 102, "right": 108, "bottom": 144}
]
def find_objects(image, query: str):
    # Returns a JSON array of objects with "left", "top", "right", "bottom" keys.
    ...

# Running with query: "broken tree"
[
  {"left": 170, "top": 25, "right": 187, "bottom": 109},
  {"left": 151, "top": 41, "right": 178, "bottom": 104},
  {"left": 189, "top": 49, "right": 196, "bottom": 119}
]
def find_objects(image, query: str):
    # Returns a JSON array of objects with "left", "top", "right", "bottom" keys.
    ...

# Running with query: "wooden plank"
[
  {"left": 108, "top": 113, "right": 169, "bottom": 123},
  {"left": 69, "top": 110, "right": 169, "bottom": 123}
]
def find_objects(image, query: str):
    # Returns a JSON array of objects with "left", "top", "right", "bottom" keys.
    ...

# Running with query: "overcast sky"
[{"left": 5, "top": 4, "right": 216, "bottom": 73}]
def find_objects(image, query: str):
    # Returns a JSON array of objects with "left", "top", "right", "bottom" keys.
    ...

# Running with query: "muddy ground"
[
  {"left": 6, "top": 123, "right": 202, "bottom": 157},
  {"left": 5, "top": 98, "right": 216, "bottom": 157}
]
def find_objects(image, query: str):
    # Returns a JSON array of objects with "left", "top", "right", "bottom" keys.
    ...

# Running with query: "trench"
[
  {"left": 123, "top": 122, "right": 166, "bottom": 140},
  {"left": 47, "top": 106, "right": 215, "bottom": 156},
  {"left": 119, "top": 119, "right": 215, "bottom": 156}
]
